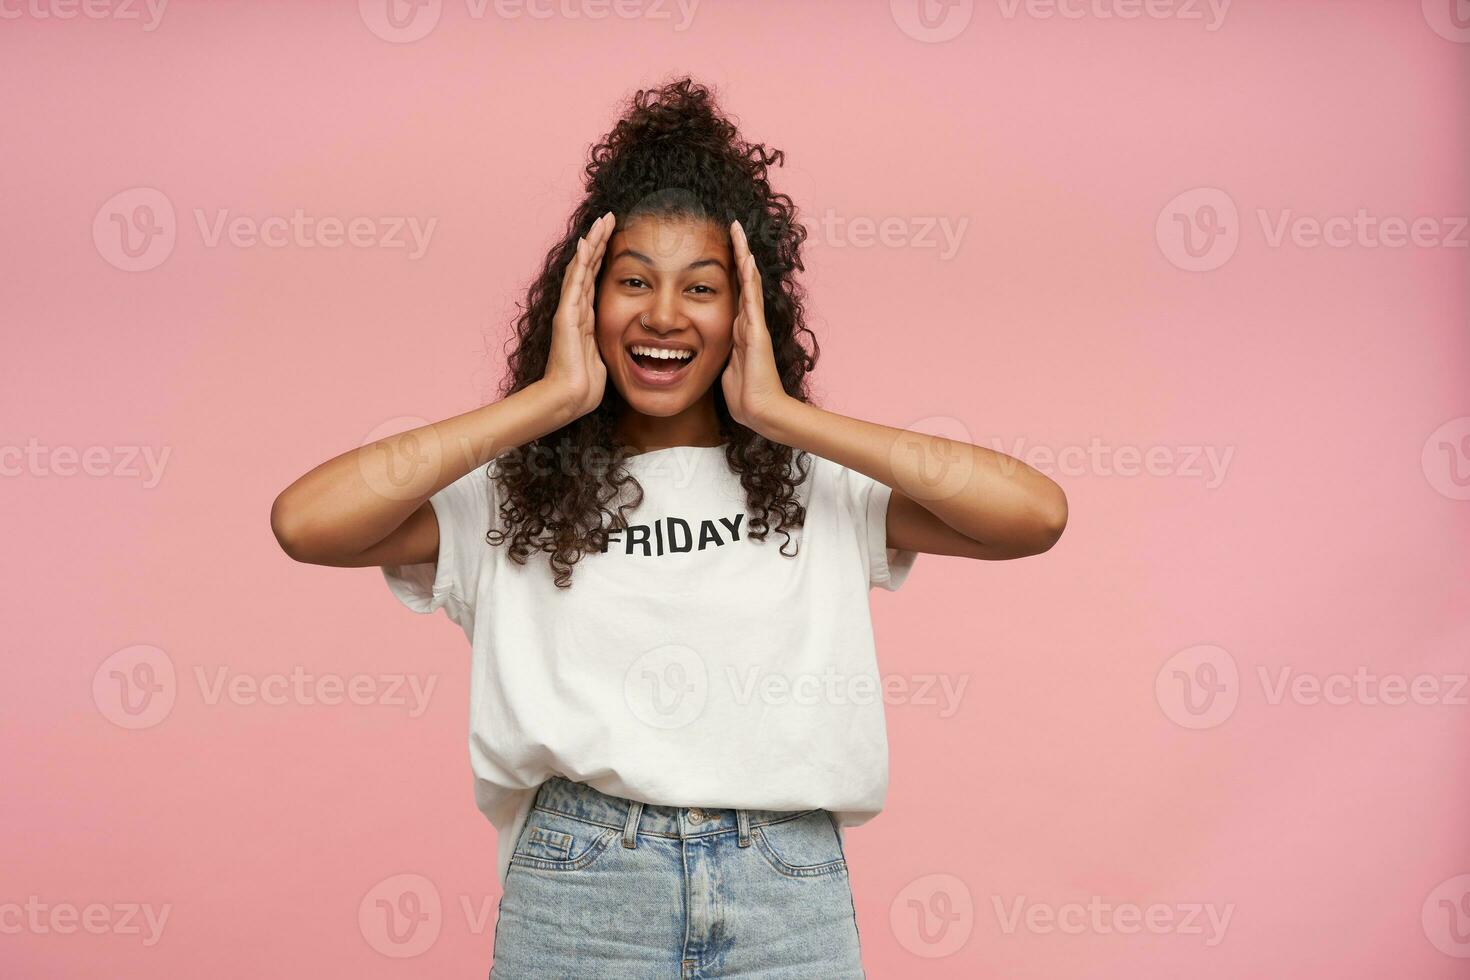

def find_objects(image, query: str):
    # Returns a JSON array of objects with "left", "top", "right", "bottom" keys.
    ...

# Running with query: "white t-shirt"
[{"left": 382, "top": 443, "right": 918, "bottom": 886}]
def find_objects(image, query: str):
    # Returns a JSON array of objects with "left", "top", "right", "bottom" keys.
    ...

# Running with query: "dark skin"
[
  {"left": 587, "top": 212, "right": 1068, "bottom": 560},
  {"left": 269, "top": 211, "right": 1066, "bottom": 570}
]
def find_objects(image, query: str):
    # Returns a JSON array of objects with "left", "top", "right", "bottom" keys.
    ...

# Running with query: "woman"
[{"left": 270, "top": 76, "right": 1067, "bottom": 978}]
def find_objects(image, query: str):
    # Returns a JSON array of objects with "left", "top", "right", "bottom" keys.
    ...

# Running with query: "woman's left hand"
[{"left": 721, "top": 220, "right": 791, "bottom": 435}]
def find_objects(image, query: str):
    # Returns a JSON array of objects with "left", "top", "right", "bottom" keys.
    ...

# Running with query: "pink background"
[{"left": 4, "top": 1, "right": 1468, "bottom": 977}]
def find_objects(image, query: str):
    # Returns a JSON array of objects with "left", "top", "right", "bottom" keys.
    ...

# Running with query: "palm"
[
  {"left": 550, "top": 292, "right": 604, "bottom": 404},
  {"left": 721, "top": 221, "right": 784, "bottom": 430},
  {"left": 721, "top": 307, "right": 757, "bottom": 422},
  {"left": 547, "top": 214, "right": 614, "bottom": 419}
]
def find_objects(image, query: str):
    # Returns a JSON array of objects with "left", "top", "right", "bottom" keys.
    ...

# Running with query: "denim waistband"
[{"left": 533, "top": 775, "right": 820, "bottom": 848}]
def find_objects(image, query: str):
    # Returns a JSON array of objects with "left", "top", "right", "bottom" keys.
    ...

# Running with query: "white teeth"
[{"left": 630, "top": 345, "right": 694, "bottom": 361}]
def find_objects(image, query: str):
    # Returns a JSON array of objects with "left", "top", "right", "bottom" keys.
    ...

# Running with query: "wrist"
[
  {"left": 752, "top": 394, "right": 808, "bottom": 446},
  {"left": 524, "top": 379, "right": 582, "bottom": 430}
]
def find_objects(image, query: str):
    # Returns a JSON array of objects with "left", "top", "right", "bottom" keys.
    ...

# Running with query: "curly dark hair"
[{"left": 485, "top": 75, "right": 821, "bottom": 588}]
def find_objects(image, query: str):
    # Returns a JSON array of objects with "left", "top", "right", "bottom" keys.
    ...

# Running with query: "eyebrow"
[{"left": 608, "top": 249, "right": 729, "bottom": 275}]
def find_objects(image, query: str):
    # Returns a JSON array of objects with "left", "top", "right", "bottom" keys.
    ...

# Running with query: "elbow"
[
  {"left": 270, "top": 491, "right": 318, "bottom": 564},
  {"left": 1030, "top": 490, "right": 1069, "bottom": 555}
]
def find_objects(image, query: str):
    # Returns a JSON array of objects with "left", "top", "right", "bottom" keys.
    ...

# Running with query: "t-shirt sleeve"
[
  {"left": 380, "top": 462, "right": 495, "bottom": 637},
  {"left": 832, "top": 459, "right": 919, "bottom": 592}
]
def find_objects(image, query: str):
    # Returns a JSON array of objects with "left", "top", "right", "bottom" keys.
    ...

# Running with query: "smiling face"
[{"left": 595, "top": 214, "right": 737, "bottom": 440}]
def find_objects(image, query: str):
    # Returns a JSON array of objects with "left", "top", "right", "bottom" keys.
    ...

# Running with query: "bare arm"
[
  {"left": 761, "top": 400, "right": 1068, "bottom": 560},
  {"left": 270, "top": 211, "right": 618, "bottom": 569},
  {"left": 269, "top": 382, "right": 575, "bottom": 567},
  {"left": 721, "top": 218, "right": 1067, "bottom": 562}
]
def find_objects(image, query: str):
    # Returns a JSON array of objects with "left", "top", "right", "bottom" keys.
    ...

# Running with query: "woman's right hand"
[
  {"left": 271, "top": 215, "right": 619, "bottom": 570},
  {"left": 542, "top": 211, "right": 616, "bottom": 422}
]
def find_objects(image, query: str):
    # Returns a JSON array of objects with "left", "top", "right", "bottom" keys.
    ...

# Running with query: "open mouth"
[{"left": 626, "top": 344, "right": 697, "bottom": 386}]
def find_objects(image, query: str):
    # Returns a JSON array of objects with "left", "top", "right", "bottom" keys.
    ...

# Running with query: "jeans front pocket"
[
  {"left": 508, "top": 807, "right": 619, "bottom": 873},
  {"left": 752, "top": 809, "right": 849, "bottom": 878}
]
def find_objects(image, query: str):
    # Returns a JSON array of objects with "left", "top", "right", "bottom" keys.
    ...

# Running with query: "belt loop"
[
  {"left": 622, "top": 800, "right": 645, "bottom": 849},
  {"left": 736, "top": 808, "right": 751, "bottom": 847}
]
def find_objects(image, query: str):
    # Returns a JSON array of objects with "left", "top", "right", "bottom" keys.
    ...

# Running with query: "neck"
[{"left": 615, "top": 401, "right": 723, "bottom": 454}]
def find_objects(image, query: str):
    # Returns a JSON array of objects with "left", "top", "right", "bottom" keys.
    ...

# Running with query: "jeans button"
[{"left": 687, "top": 808, "right": 705, "bottom": 824}]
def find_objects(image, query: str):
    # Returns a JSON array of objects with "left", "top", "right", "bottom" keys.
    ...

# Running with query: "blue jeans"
[{"left": 490, "top": 776, "right": 866, "bottom": 979}]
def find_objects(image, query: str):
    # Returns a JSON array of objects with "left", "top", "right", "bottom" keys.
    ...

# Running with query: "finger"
[
  {"left": 594, "top": 211, "right": 615, "bottom": 246},
  {"left": 730, "top": 220, "right": 748, "bottom": 263},
  {"left": 579, "top": 242, "right": 605, "bottom": 328},
  {"left": 581, "top": 235, "right": 606, "bottom": 315},
  {"left": 575, "top": 235, "right": 593, "bottom": 305},
  {"left": 590, "top": 216, "right": 611, "bottom": 261},
  {"left": 561, "top": 238, "right": 587, "bottom": 308},
  {"left": 576, "top": 221, "right": 603, "bottom": 291},
  {"left": 729, "top": 222, "right": 749, "bottom": 294},
  {"left": 587, "top": 212, "right": 613, "bottom": 257},
  {"left": 735, "top": 303, "right": 754, "bottom": 350},
  {"left": 579, "top": 278, "right": 597, "bottom": 332},
  {"left": 740, "top": 255, "right": 761, "bottom": 316},
  {"left": 587, "top": 219, "right": 612, "bottom": 288},
  {"left": 583, "top": 214, "right": 614, "bottom": 308}
]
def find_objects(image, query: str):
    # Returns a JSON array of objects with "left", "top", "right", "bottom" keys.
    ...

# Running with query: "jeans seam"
[
  {"left": 508, "top": 827, "right": 618, "bottom": 871},
  {"left": 751, "top": 826, "right": 848, "bottom": 878},
  {"left": 531, "top": 803, "right": 819, "bottom": 838}
]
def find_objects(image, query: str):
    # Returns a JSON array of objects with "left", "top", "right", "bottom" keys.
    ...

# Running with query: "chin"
[{"left": 615, "top": 381, "right": 704, "bottom": 416}]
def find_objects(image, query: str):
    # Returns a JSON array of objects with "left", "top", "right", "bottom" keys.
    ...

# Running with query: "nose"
[
  {"left": 640, "top": 308, "right": 680, "bottom": 335},
  {"left": 641, "top": 286, "right": 687, "bottom": 333}
]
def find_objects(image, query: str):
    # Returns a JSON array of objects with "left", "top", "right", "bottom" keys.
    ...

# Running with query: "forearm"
[
  {"left": 270, "top": 380, "right": 572, "bottom": 562},
  {"left": 760, "top": 398, "right": 1068, "bottom": 552}
]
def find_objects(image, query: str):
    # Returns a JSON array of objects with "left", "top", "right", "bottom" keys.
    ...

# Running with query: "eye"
[{"left": 619, "top": 278, "right": 716, "bottom": 296}]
